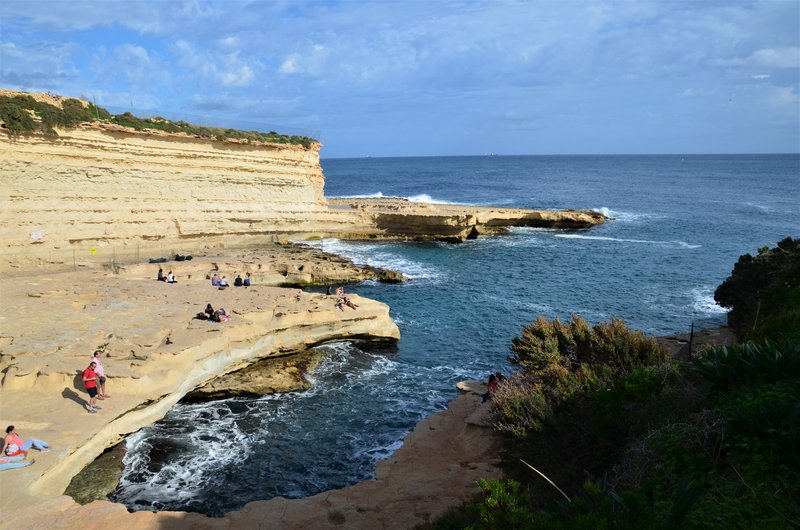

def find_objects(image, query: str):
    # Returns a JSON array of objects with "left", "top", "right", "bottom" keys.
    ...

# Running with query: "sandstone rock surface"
[{"left": 0, "top": 249, "right": 399, "bottom": 518}]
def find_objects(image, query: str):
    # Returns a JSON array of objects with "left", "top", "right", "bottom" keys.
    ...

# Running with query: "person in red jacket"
[{"left": 83, "top": 361, "right": 101, "bottom": 413}]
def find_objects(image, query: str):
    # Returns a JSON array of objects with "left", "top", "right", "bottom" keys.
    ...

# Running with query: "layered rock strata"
[
  {"left": 0, "top": 126, "right": 373, "bottom": 272},
  {"left": 1, "top": 125, "right": 606, "bottom": 273}
]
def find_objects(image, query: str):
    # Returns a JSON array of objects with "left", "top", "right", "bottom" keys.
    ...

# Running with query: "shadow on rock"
[{"left": 62, "top": 386, "right": 86, "bottom": 408}]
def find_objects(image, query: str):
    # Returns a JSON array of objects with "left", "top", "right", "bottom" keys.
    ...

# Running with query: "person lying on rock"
[
  {"left": 344, "top": 296, "right": 358, "bottom": 310},
  {"left": 3, "top": 425, "right": 49, "bottom": 457},
  {"left": 0, "top": 455, "right": 35, "bottom": 471},
  {"left": 214, "top": 308, "right": 229, "bottom": 322}
]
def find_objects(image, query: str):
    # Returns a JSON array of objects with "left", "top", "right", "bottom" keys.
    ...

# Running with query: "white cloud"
[
  {"left": 172, "top": 39, "right": 257, "bottom": 87},
  {"left": 749, "top": 47, "right": 800, "bottom": 69},
  {"left": 716, "top": 47, "right": 800, "bottom": 69},
  {"left": 751, "top": 74, "right": 771, "bottom": 80}
]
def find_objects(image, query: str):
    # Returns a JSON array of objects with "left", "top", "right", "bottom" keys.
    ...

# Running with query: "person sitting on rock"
[
  {"left": 234, "top": 275, "right": 243, "bottom": 287},
  {"left": 157, "top": 268, "right": 165, "bottom": 282},
  {"left": 243, "top": 273, "right": 251, "bottom": 287},
  {"left": 166, "top": 271, "right": 177, "bottom": 284},
  {"left": 3, "top": 425, "right": 49, "bottom": 457},
  {"left": 204, "top": 304, "right": 215, "bottom": 320},
  {"left": 482, "top": 374, "right": 498, "bottom": 403},
  {"left": 211, "top": 274, "right": 220, "bottom": 286},
  {"left": 219, "top": 276, "right": 229, "bottom": 288}
]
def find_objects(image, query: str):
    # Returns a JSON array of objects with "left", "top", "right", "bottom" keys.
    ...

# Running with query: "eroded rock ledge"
[{"left": 328, "top": 197, "right": 606, "bottom": 242}]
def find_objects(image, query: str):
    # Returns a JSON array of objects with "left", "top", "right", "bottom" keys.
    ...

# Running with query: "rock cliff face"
[
  {"left": 0, "top": 126, "right": 366, "bottom": 271},
  {"left": 1, "top": 126, "right": 606, "bottom": 273}
]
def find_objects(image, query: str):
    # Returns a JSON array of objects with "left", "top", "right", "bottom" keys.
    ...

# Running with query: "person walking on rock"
[{"left": 83, "top": 361, "right": 101, "bottom": 413}]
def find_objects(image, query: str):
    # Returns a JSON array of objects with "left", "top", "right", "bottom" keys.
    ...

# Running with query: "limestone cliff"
[
  {"left": 0, "top": 125, "right": 371, "bottom": 271},
  {"left": 1, "top": 123, "right": 606, "bottom": 273}
]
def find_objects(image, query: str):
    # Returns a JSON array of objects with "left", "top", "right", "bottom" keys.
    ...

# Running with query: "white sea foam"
[
  {"left": 117, "top": 400, "right": 252, "bottom": 508},
  {"left": 555, "top": 234, "right": 701, "bottom": 249},
  {"left": 329, "top": 192, "right": 385, "bottom": 199},
  {"left": 594, "top": 207, "right": 663, "bottom": 223},
  {"left": 405, "top": 194, "right": 460, "bottom": 204},
  {"left": 329, "top": 192, "right": 461, "bottom": 204},
  {"left": 741, "top": 201, "right": 774, "bottom": 213},
  {"left": 302, "top": 238, "right": 441, "bottom": 281},
  {"left": 691, "top": 287, "right": 729, "bottom": 314}
]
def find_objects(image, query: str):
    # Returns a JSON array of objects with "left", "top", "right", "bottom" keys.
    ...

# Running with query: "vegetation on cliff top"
[
  {"left": 432, "top": 238, "right": 800, "bottom": 529},
  {"left": 714, "top": 236, "right": 799, "bottom": 342},
  {"left": 0, "top": 93, "right": 317, "bottom": 148}
]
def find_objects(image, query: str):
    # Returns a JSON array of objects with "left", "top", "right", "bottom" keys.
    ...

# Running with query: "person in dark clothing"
[
  {"left": 482, "top": 374, "right": 498, "bottom": 403},
  {"left": 234, "top": 275, "right": 243, "bottom": 287}
]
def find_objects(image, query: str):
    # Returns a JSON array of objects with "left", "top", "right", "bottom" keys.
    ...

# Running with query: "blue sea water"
[{"left": 112, "top": 155, "right": 799, "bottom": 515}]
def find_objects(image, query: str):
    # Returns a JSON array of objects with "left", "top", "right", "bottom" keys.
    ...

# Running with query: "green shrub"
[
  {"left": 0, "top": 100, "right": 35, "bottom": 134},
  {"left": 0, "top": 92, "right": 318, "bottom": 147},
  {"left": 715, "top": 237, "right": 800, "bottom": 341},
  {"left": 490, "top": 378, "right": 552, "bottom": 437},
  {"left": 692, "top": 340, "right": 800, "bottom": 392},
  {"left": 510, "top": 316, "right": 666, "bottom": 376}
]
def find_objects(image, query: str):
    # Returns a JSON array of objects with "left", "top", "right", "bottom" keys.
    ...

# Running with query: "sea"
[{"left": 110, "top": 154, "right": 799, "bottom": 515}]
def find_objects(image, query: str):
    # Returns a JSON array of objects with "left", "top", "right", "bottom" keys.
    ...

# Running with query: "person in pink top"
[
  {"left": 91, "top": 350, "right": 110, "bottom": 399},
  {"left": 2, "top": 425, "right": 49, "bottom": 456}
]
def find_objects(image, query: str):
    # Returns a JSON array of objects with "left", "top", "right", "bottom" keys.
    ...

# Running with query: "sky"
[{"left": 1, "top": 0, "right": 799, "bottom": 158}]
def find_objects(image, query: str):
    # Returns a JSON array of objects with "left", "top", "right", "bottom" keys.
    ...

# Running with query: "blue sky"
[{"left": 1, "top": 0, "right": 798, "bottom": 158}]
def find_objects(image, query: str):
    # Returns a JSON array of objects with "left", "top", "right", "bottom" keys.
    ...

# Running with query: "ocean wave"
[
  {"left": 302, "top": 239, "right": 442, "bottom": 281},
  {"left": 740, "top": 201, "right": 774, "bottom": 213},
  {"left": 594, "top": 207, "right": 663, "bottom": 223},
  {"left": 329, "top": 192, "right": 463, "bottom": 205},
  {"left": 555, "top": 234, "right": 701, "bottom": 249},
  {"left": 329, "top": 192, "right": 385, "bottom": 199},
  {"left": 691, "top": 287, "right": 729, "bottom": 315},
  {"left": 114, "top": 400, "right": 253, "bottom": 510}
]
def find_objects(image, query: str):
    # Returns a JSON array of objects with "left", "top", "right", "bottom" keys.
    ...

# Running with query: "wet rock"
[
  {"left": 64, "top": 442, "right": 126, "bottom": 505},
  {"left": 186, "top": 350, "right": 325, "bottom": 399}
]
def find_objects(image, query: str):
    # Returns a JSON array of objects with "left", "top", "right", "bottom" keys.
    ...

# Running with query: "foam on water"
[
  {"left": 303, "top": 239, "right": 442, "bottom": 281},
  {"left": 554, "top": 234, "right": 701, "bottom": 249},
  {"left": 594, "top": 207, "right": 664, "bottom": 223},
  {"left": 691, "top": 287, "right": 729, "bottom": 315}
]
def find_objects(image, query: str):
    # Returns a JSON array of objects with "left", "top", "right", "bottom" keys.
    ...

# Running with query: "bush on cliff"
[
  {"left": 714, "top": 236, "right": 800, "bottom": 342},
  {"left": 0, "top": 92, "right": 318, "bottom": 148},
  {"left": 448, "top": 318, "right": 800, "bottom": 528}
]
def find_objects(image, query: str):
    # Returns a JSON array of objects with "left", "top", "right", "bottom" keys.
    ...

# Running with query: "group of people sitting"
[
  {"left": 1, "top": 425, "right": 50, "bottom": 471},
  {"left": 329, "top": 286, "right": 358, "bottom": 311},
  {"left": 197, "top": 304, "right": 229, "bottom": 322},
  {"left": 157, "top": 268, "right": 177, "bottom": 283},
  {"left": 211, "top": 273, "right": 251, "bottom": 289}
]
